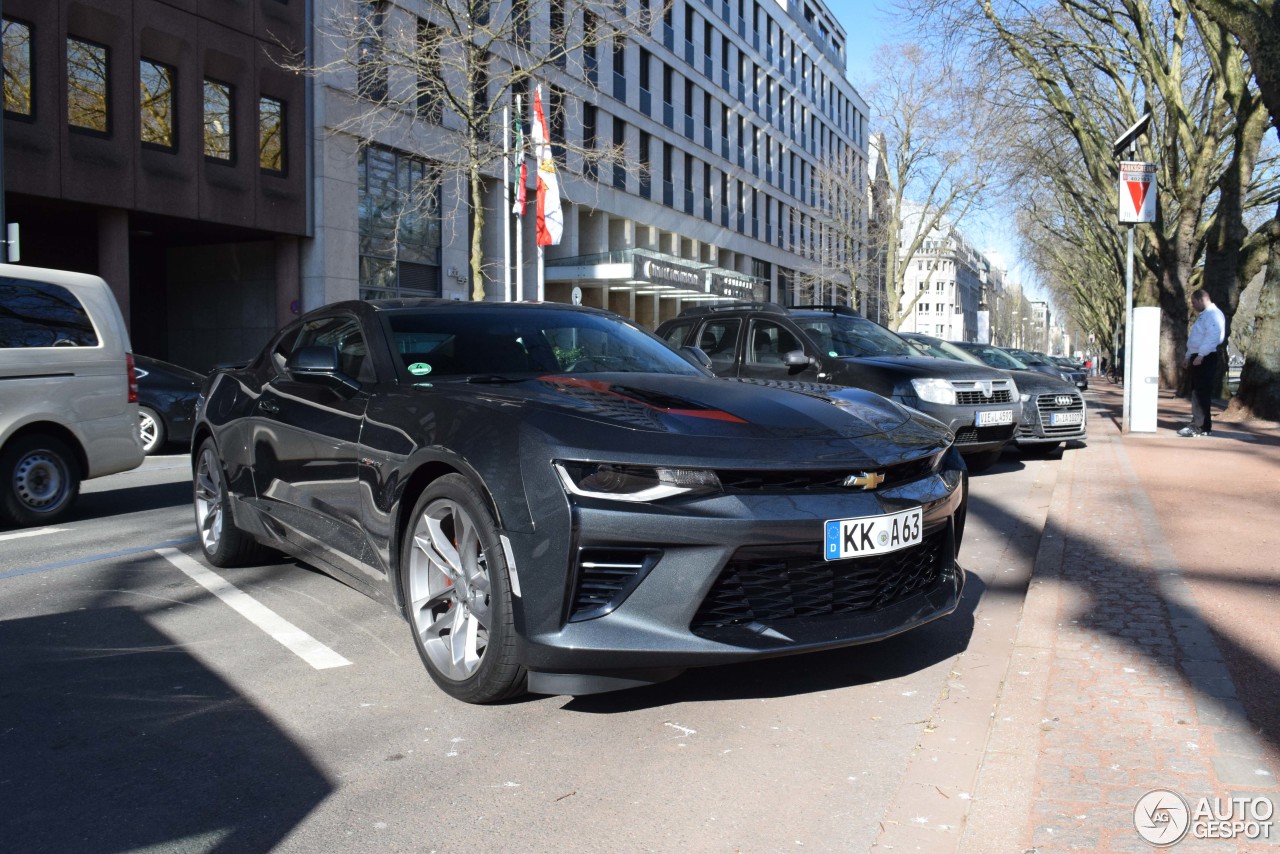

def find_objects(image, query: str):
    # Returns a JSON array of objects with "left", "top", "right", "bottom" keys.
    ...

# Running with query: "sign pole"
[{"left": 1123, "top": 224, "right": 1134, "bottom": 433}]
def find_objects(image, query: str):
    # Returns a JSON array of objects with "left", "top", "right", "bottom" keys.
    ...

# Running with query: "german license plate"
[
  {"left": 976, "top": 409, "right": 1013, "bottom": 427},
  {"left": 824, "top": 507, "right": 923, "bottom": 561},
  {"left": 1050, "top": 411, "right": 1083, "bottom": 426}
]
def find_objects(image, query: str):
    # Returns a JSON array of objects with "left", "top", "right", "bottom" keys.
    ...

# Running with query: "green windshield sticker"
[
  {"left": 829, "top": 351, "right": 838, "bottom": 358},
  {"left": 408, "top": 362, "right": 433, "bottom": 376}
]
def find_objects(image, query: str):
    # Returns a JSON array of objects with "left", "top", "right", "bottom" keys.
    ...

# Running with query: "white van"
[{"left": 0, "top": 265, "right": 145, "bottom": 526}]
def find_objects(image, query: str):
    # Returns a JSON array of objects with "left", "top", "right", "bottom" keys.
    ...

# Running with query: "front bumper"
[
  {"left": 505, "top": 470, "right": 966, "bottom": 691},
  {"left": 1015, "top": 392, "right": 1088, "bottom": 445}
]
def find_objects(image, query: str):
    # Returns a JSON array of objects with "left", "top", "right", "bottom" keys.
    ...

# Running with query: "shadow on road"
[{"left": 0, "top": 606, "right": 331, "bottom": 853}]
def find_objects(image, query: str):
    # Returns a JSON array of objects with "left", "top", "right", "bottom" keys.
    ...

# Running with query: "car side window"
[
  {"left": 746, "top": 320, "right": 802, "bottom": 365},
  {"left": 696, "top": 318, "right": 741, "bottom": 372},
  {"left": 292, "top": 316, "right": 377, "bottom": 384},
  {"left": 658, "top": 320, "right": 694, "bottom": 347},
  {"left": 0, "top": 277, "right": 99, "bottom": 348}
]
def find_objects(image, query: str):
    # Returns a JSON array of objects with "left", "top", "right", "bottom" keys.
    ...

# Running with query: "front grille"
[
  {"left": 951, "top": 379, "right": 1014, "bottom": 406},
  {"left": 1035, "top": 393, "right": 1085, "bottom": 436},
  {"left": 569, "top": 547, "right": 659, "bottom": 621},
  {"left": 690, "top": 530, "right": 947, "bottom": 635},
  {"left": 953, "top": 424, "right": 1016, "bottom": 445},
  {"left": 716, "top": 455, "right": 939, "bottom": 493},
  {"left": 955, "top": 388, "right": 1013, "bottom": 405}
]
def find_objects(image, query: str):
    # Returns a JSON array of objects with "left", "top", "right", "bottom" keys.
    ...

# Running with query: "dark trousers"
[{"left": 1189, "top": 351, "right": 1219, "bottom": 433}]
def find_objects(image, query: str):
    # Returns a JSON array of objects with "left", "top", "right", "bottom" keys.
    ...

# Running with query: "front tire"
[
  {"left": 193, "top": 438, "right": 273, "bottom": 567},
  {"left": 139, "top": 406, "right": 166, "bottom": 454},
  {"left": 0, "top": 435, "right": 80, "bottom": 526},
  {"left": 400, "top": 474, "right": 525, "bottom": 703}
]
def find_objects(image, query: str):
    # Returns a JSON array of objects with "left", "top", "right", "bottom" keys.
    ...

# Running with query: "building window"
[
  {"left": 203, "top": 79, "right": 233, "bottom": 160},
  {"left": 358, "top": 144, "right": 442, "bottom": 298},
  {"left": 259, "top": 96, "right": 285, "bottom": 172},
  {"left": 416, "top": 21, "right": 443, "bottom": 123},
  {"left": 140, "top": 59, "right": 175, "bottom": 149},
  {"left": 356, "top": 0, "right": 388, "bottom": 101},
  {"left": 67, "top": 37, "right": 109, "bottom": 133},
  {"left": 3, "top": 19, "right": 33, "bottom": 117}
]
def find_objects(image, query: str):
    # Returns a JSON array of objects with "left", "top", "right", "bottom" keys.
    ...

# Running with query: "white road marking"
[
  {"left": 156, "top": 548, "right": 352, "bottom": 670},
  {"left": 0, "top": 527, "right": 67, "bottom": 543}
]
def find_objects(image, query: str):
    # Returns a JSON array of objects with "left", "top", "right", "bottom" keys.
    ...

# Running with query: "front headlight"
[
  {"left": 910, "top": 378, "right": 957, "bottom": 405},
  {"left": 555, "top": 462, "right": 721, "bottom": 502}
]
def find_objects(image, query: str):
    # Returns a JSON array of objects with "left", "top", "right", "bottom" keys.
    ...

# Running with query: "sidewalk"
[{"left": 963, "top": 383, "right": 1280, "bottom": 851}]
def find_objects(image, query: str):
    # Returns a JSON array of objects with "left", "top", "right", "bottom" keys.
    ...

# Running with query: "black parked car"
[
  {"left": 1000, "top": 348, "right": 1075, "bottom": 385},
  {"left": 1047, "top": 356, "right": 1088, "bottom": 390},
  {"left": 657, "top": 304, "right": 1019, "bottom": 471},
  {"left": 904, "top": 335, "right": 1088, "bottom": 453},
  {"left": 134, "top": 355, "right": 205, "bottom": 454},
  {"left": 192, "top": 300, "right": 969, "bottom": 703}
]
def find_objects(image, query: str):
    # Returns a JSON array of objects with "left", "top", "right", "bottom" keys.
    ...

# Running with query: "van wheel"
[{"left": 1, "top": 435, "right": 81, "bottom": 527}]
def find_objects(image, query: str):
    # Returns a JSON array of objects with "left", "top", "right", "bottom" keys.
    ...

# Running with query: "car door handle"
[{"left": 258, "top": 398, "right": 280, "bottom": 415}]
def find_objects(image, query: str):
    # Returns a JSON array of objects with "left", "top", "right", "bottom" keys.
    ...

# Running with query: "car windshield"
[
  {"left": 791, "top": 314, "right": 916, "bottom": 358},
  {"left": 962, "top": 344, "right": 1028, "bottom": 370},
  {"left": 905, "top": 336, "right": 987, "bottom": 366},
  {"left": 1009, "top": 349, "right": 1053, "bottom": 366},
  {"left": 384, "top": 307, "right": 705, "bottom": 379}
]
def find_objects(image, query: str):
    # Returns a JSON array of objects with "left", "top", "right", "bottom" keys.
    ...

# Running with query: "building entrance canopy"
[{"left": 545, "top": 248, "right": 766, "bottom": 303}]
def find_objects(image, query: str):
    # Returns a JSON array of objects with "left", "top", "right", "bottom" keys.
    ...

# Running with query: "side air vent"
[{"left": 569, "top": 548, "right": 661, "bottom": 622}]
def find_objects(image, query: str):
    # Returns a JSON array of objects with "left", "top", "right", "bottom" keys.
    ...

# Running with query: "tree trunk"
[
  {"left": 470, "top": 166, "right": 487, "bottom": 302},
  {"left": 1221, "top": 227, "right": 1280, "bottom": 421}
]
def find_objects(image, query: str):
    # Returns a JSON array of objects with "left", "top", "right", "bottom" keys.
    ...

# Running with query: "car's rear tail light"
[{"left": 126, "top": 353, "right": 139, "bottom": 403}]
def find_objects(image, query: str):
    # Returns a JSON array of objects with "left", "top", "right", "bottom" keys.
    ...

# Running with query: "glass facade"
[{"left": 358, "top": 144, "right": 442, "bottom": 298}]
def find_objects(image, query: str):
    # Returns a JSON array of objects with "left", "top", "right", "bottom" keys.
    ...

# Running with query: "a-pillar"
[{"left": 97, "top": 209, "right": 130, "bottom": 332}]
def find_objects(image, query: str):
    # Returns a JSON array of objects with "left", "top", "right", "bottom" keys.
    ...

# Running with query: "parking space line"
[
  {"left": 0, "top": 527, "right": 67, "bottom": 543},
  {"left": 156, "top": 548, "right": 352, "bottom": 671},
  {"left": 0, "top": 537, "right": 198, "bottom": 580}
]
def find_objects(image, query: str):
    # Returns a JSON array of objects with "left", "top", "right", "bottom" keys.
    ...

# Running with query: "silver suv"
[{"left": 0, "top": 265, "right": 144, "bottom": 526}]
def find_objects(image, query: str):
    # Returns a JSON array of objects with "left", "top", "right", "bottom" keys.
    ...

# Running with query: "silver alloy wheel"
[
  {"left": 14, "top": 450, "right": 67, "bottom": 511},
  {"left": 139, "top": 410, "right": 160, "bottom": 453},
  {"left": 406, "top": 498, "right": 493, "bottom": 681},
  {"left": 194, "top": 447, "right": 225, "bottom": 553}
]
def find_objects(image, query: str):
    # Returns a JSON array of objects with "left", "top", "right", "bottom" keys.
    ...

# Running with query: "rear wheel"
[
  {"left": 193, "top": 438, "right": 273, "bottom": 566},
  {"left": 138, "top": 406, "right": 166, "bottom": 454},
  {"left": 0, "top": 435, "right": 80, "bottom": 526},
  {"left": 400, "top": 474, "right": 525, "bottom": 703},
  {"left": 963, "top": 449, "right": 1003, "bottom": 473}
]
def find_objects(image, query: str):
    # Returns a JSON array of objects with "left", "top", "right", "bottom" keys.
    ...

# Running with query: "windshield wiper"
[{"left": 464, "top": 374, "right": 526, "bottom": 384}]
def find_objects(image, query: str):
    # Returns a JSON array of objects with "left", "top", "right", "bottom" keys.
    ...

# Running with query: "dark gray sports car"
[{"left": 191, "top": 300, "right": 968, "bottom": 703}]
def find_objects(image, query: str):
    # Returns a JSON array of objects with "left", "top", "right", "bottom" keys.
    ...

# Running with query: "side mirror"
[
  {"left": 783, "top": 349, "right": 814, "bottom": 368},
  {"left": 680, "top": 345, "right": 714, "bottom": 370},
  {"left": 286, "top": 344, "right": 361, "bottom": 393}
]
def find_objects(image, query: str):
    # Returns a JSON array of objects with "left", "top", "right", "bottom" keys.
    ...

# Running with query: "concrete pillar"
[
  {"left": 97, "top": 209, "right": 130, "bottom": 331},
  {"left": 276, "top": 236, "right": 301, "bottom": 327}
]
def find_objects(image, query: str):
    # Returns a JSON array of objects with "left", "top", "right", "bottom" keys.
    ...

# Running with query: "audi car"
[{"left": 191, "top": 300, "right": 968, "bottom": 703}]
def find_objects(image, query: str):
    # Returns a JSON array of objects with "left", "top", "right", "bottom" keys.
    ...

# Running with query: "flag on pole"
[
  {"left": 512, "top": 94, "right": 527, "bottom": 216},
  {"left": 532, "top": 85, "right": 563, "bottom": 246}
]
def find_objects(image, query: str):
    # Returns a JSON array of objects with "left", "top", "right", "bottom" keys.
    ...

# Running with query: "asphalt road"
[{"left": 0, "top": 444, "right": 1062, "bottom": 853}]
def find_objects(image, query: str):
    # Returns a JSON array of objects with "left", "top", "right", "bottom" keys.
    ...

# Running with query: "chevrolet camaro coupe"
[{"left": 191, "top": 300, "right": 968, "bottom": 703}]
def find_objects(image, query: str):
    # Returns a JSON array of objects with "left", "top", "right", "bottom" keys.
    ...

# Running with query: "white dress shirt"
[{"left": 1186, "top": 303, "right": 1225, "bottom": 359}]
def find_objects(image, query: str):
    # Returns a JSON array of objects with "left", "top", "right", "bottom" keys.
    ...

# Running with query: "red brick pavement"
[{"left": 961, "top": 383, "right": 1280, "bottom": 852}]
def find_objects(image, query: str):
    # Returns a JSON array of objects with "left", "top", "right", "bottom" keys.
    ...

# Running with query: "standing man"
[{"left": 1178, "top": 288, "right": 1226, "bottom": 437}]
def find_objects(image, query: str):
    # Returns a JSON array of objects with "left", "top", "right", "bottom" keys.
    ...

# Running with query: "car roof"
[{"left": 672, "top": 302, "right": 863, "bottom": 320}]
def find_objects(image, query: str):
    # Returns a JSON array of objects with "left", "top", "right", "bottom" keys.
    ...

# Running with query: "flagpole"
[
  {"left": 538, "top": 245, "right": 545, "bottom": 301},
  {"left": 502, "top": 104, "right": 512, "bottom": 303},
  {"left": 515, "top": 94, "right": 524, "bottom": 301}
]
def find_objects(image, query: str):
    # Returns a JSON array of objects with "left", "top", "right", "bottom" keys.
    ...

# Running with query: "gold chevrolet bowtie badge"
[{"left": 842, "top": 471, "right": 885, "bottom": 490}]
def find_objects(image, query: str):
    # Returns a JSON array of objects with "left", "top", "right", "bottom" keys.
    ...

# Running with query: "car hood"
[
  {"left": 843, "top": 355, "right": 1012, "bottom": 381},
  {"left": 417, "top": 373, "right": 935, "bottom": 441}
]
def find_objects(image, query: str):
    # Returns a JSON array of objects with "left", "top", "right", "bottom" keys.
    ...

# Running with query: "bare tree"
[
  {"left": 792, "top": 146, "right": 876, "bottom": 311},
  {"left": 297, "top": 0, "right": 654, "bottom": 300},
  {"left": 863, "top": 44, "right": 999, "bottom": 331}
]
